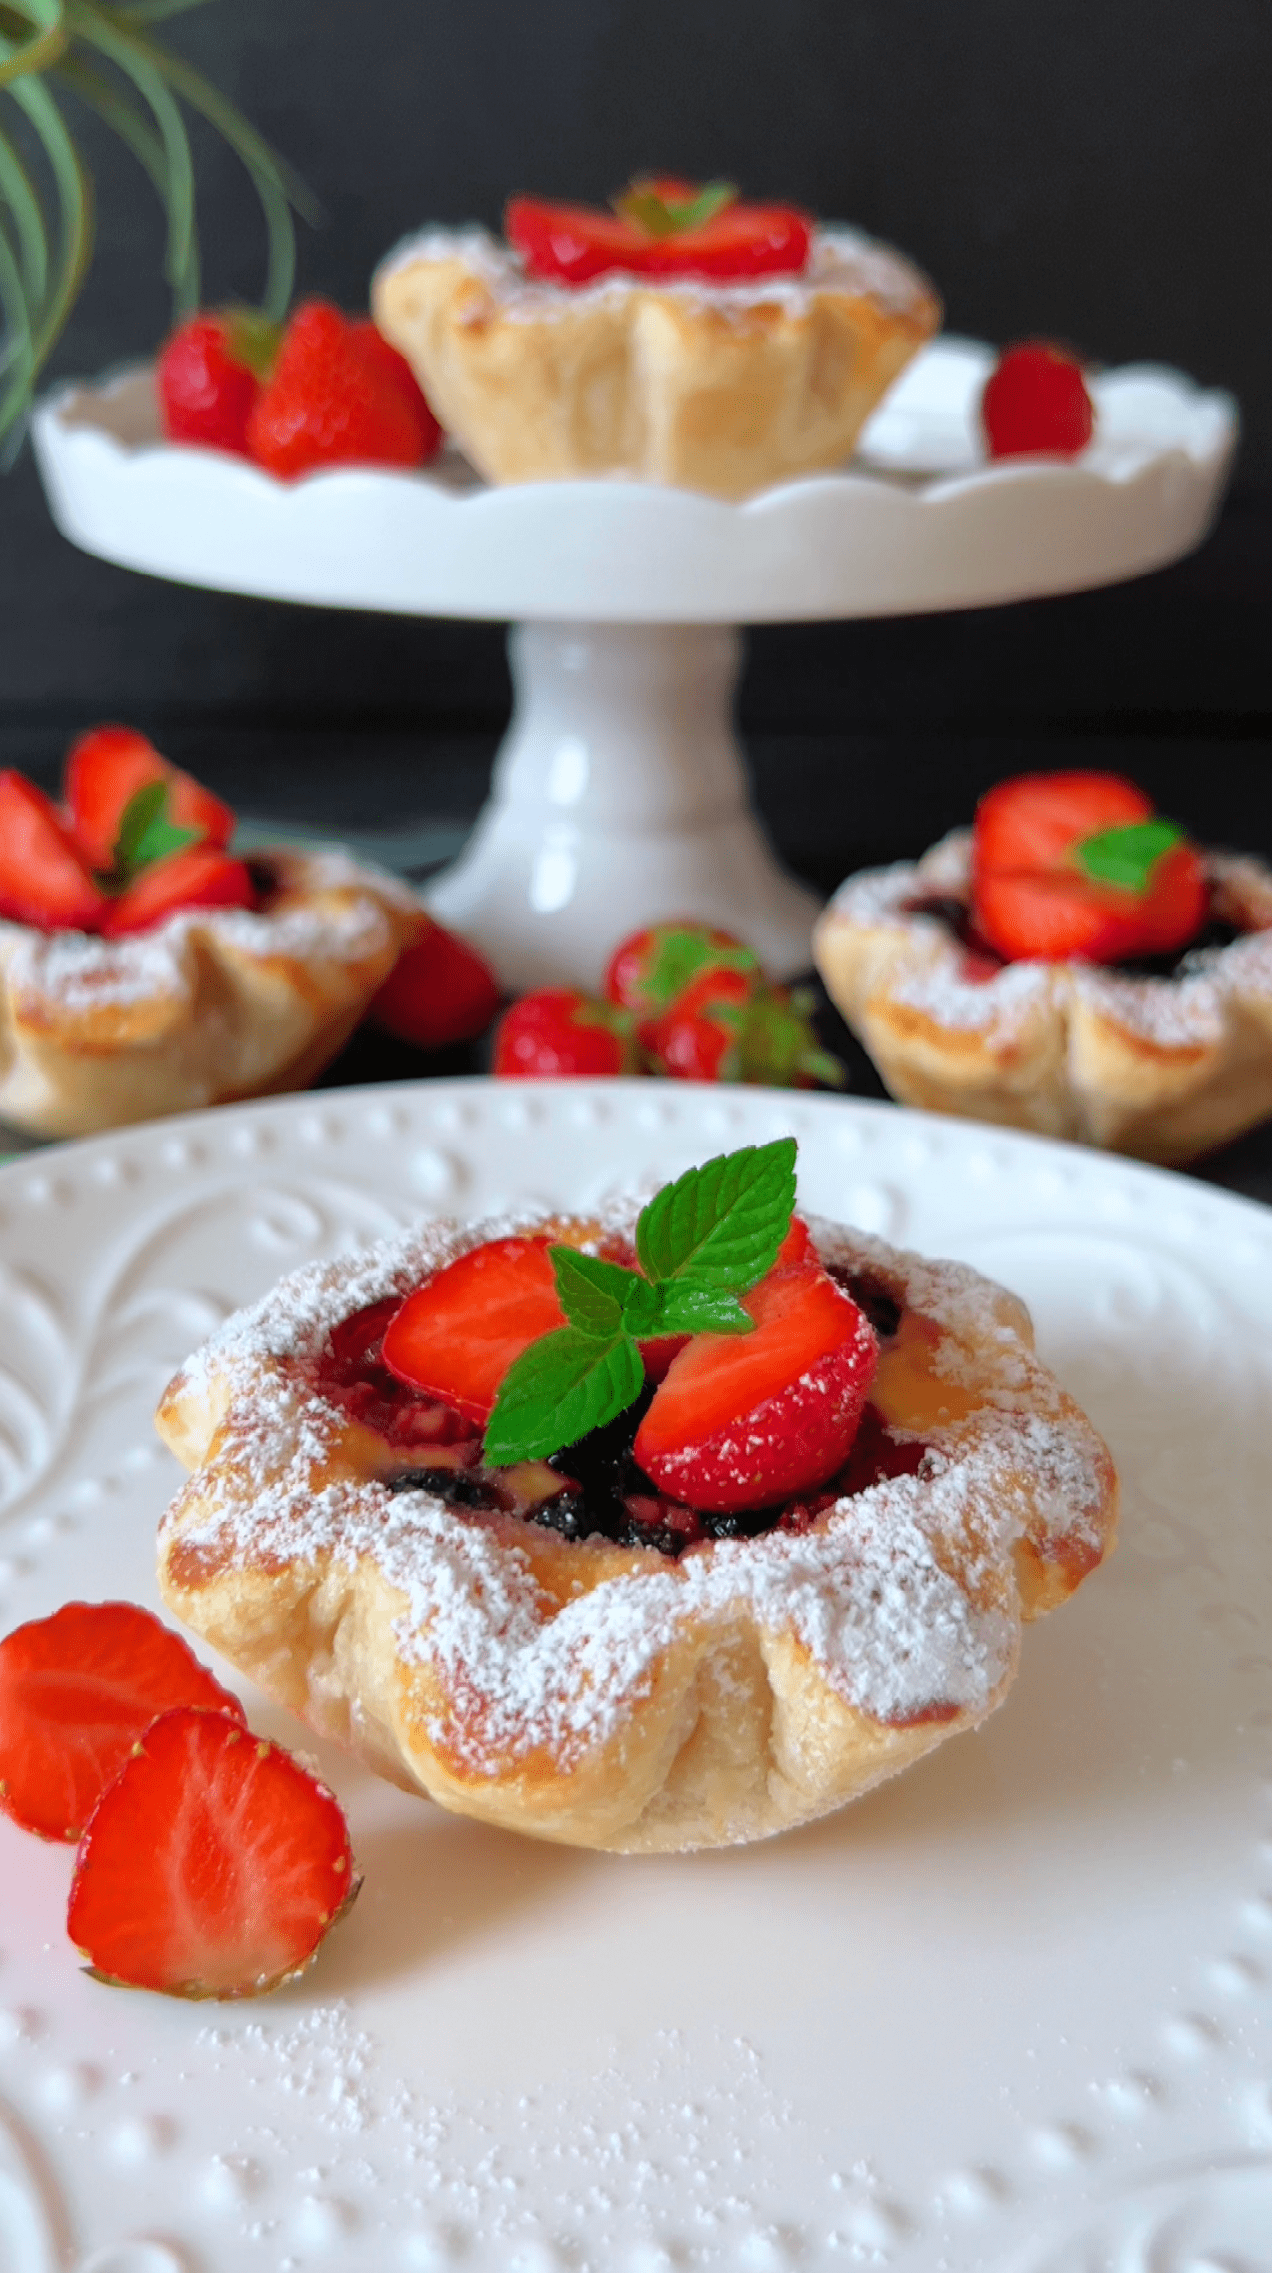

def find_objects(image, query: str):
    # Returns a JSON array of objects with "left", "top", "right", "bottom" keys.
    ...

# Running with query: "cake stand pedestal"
[{"left": 32, "top": 339, "right": 1237, "bottom": 988}]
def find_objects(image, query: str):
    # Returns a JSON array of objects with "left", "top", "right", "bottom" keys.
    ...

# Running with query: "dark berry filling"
[
  {"left": 903, "top": 890, "right": 1241, "bottom": 979},
  {"left": 315, "top": 1296, "right": 927, "bottom": 1559}
]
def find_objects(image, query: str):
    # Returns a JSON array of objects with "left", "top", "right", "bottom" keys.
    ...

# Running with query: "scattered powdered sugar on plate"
[
  {"left": 378, "top": 222, "right": 935, "bottom": 323},
  {"left": 190, "top": 2000, "right": 811, "bottom": 2265},
  {"left": 161, "top": 1199, "right": 1110, "bottom": 1758}
]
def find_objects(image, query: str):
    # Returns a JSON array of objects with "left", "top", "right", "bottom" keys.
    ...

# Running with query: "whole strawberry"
[
  {"left": 981, "top": 340, "right": 1094, "bottom": 459},
  {"left": 371, "top": 919, "right": 502, "bottom": 1051},
  {"left": 493, "top": 989, "right": 641, "bottom": 1078},
  {"left": 247, "top": 301, "right": 442, "bottom": 480},
  {"left": 604, "top": 920, "right": 762, "bottom": 1044},
  {"left": 649, "top": 967, "right": 844, "bottom": 1088},
  {"left": 157, "top": 308, "right": 282, "bottom": 456}
]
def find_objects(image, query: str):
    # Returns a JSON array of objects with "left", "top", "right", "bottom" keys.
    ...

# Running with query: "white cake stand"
[{"left": 31, "top": 339, "right": 1237, "bottom": 988}]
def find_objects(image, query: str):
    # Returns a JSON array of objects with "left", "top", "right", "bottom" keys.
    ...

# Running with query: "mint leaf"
[
  {"left": 614, "top": 179, "right": 738, "bottom": 239},
  {"left": 483, "top": 1327, "right": 644, "bottom": 1466},
  {"left": 1074, "top": 817, "right": 1184, "bottom": 895},
  {"left": 552, "top": 1246, "right": 664, "bottom": 1338},
  {"left": 636, "top": 1137, "right": 797, "bottom": 1294},
  {"left": 111, "top": 782, "right": 201, "bottom": 877},
  {"left": 656, "top": 1285, "right": 754, "bottom": 1337}
]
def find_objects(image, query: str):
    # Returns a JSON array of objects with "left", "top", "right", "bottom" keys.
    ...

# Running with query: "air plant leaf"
[{"left": 0, "top": 0, "right": 308, "bottom": 444}]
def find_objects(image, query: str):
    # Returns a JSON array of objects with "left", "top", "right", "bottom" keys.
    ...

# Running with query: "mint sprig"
[
  {"left": 1073, "top": 817, "right": 1184, "bottom": 894},
  {"left": 105, "top": 782, "right": 202, "bottom": 886},
  {"left": 483, "top": 1137, "right": 796, "bottom": 1468},
  {"left": 614, "top": 179, "right": 738, "bottom": 238}
]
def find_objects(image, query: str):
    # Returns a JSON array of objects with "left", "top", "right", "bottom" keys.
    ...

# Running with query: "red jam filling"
[{"left": 314, "top": 1266, "right": 929, "bottom": 1560}]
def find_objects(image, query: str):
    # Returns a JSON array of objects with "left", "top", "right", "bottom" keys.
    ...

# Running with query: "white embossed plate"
[{"left": 0, "top": 1081, "right": 1270, "bottom": 2273}]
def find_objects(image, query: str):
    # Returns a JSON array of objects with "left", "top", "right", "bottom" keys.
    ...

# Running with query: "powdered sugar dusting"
[
  {"left": 378, "top": 222, "right": 935, "bottom": 323},
  {"left": 0, "top": 847, "right": 406, "bottom": 1017},
  {"left": 161, "top": 1199, "right": 1111, "bottom": 1772}
]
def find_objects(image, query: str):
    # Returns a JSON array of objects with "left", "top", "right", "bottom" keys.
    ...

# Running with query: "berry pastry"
[
  {"left": 372, "top": 180, "right": 940, "bottom": 498},
  {"left": 156, "top": 1140, "right": 1116, "bottom": 1854},
  {"left": 0, "top": 730, "right": 425, "bottom": 1138},
  {"left": 813, "top": 770, "right": 1272, "bottom": 1164}
]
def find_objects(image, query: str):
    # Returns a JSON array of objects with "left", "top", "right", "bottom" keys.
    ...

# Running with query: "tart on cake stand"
[{"left": 31, "top": 338, "right": 1237, "bottom": 990}]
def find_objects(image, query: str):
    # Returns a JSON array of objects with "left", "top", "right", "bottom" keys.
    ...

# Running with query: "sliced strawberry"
[
  {"left": 64, "top": 726, "right": 235, "bottom": 872},
  {"left": 633, "top": 1221, "right": 877, "bottom": 1512},
  {"left": 971, "top": 770, "right": 1207, "bottom": 963},
  {"left": 973, "top": 771, "right": 1153, "bottom": 880},
  {"left": 0, "top": 771, "right": 106, "bottom": 932},
  {"left": 382, "top": 1238, "right": 566, "bottom": 1426},
  {"left": 317, "top": 1298, "right": 480, "bottom": 1451},
  {"left": 975, "top": 844, "right": 1208, "bottom": 964},
  {"left": 67, "top": 1706, "right": 358, "bottom": 1999},
  {"left": 371, "top": 920, "right": 502, "bottom": 1050},
  {"left": 102, "top": 843, "right": 255, "bottom": 936},
  {"left": 0, "top": 1601, "right": 243, "bottom": 1842},
  {"left": 506, "top": 191, "right": 811, "bottom": 286},
  {"left": 492, "top": 989, "right": 641, "bottom": 1078},
  {"left": 603, "top": 921, "right": 761, "bottom": 1043},
  {"left": 973, "top": 870, "right": 1148, "bottom": 962},
  {"left": 981, "top": 341, "right": 1094, "bottom": 459}
]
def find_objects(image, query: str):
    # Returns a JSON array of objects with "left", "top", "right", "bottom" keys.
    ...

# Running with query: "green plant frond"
[
  {"left": 54, "top": 49, "right": 197, "bottom": 306},
  {"left": 0, "top": 1, "right": 67, "bottom": 91},
  {"left": 66, "top": 1, "right": 194, "bottom": 296},
  {"left": 0, "top": 118, "right": 48, "bottom": 299},
  {"left": 144, "top": 42, "right": 311, "bottom": 316},
  {"left": 116, "top": 0, "right": 211, "bottom": 22},
  {"left": 5, "top": 67, "right": 91, "bottom": 359}
]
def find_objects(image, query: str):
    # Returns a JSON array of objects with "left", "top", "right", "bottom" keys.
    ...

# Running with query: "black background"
[{"left": 1, "top": 0, "right": 1268, "bottom": 885}]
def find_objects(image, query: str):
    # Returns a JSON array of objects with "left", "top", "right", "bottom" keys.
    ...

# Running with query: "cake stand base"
[{"left": 425, "top": 622, "right": 822, "bottom": 990}]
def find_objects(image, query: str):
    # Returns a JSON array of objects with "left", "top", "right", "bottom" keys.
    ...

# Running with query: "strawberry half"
[
  {"left": 0, "top": 771, "right": 106, "bottom": 932},
  {"left": 0, "top": 1601, "right": 243, "bottom": 1842},
  {"left": 67, "top": 1706, "right": 358, "bottom": 2000},
  {"left": 246, "top": 301, "right": 442, "bottom": 481},
  {"left": 157, "top": 308, "right": 281, "bottom": 457},
  {"left": 971, "top": 770, "right": 1208, "bottom": 963},
  {"left": 493, "top": 989, "right": 641, "bottom": 1078},
  {"left": 64, "top": 725, "right": 235, "bottom": 873},
  {"left": 382, "top": 1237, "right": 566, "bottom": 1426},
  {"left": 633, "top": 1221, "right": 878, "bottom": 1512},
  {"left": 102, "top": 843, "right": 255, "bottom": 935},
  {"left": 507, "top": 185, "right": 811, "bottom": 286},
  {"left": 371, "top": 920, "right": 502, "bottom": 1050}
]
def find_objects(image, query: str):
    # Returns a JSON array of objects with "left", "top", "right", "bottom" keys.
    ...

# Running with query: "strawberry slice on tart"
[
  {"left": 65, "top": 725, "right": 235, "bottom": 872},
  {"left": 101, "top": 842, "right": 255, "bottom": 936},
  {"left": 632, "top": 1220, "right": 878, "bottom": 1513},
  {"left": 383, "top": 1237, "right": 567, "bottom": 1426},
  {"left": 506, "top": 179, "right": 812, "bottom": 286},
  {"left": 970, "top": 769, "right": 1208, "bottom": 964},
  {"left": 0, "top": 771, "right": 106, "bottom": 932}
]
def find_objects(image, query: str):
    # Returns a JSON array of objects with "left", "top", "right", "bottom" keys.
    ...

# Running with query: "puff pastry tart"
[
  {"left": 0, "top": 732, "right": 423, "bottom": 1138},
  {"left": 372, "top": 181, "right": 939, "bottom": 500},
  {"left": 815, "top": 772, "right": 1272, "bottom": 1166},
  {"left": 156, "top": 1148, "right": 1116, "bottom": 1854}
]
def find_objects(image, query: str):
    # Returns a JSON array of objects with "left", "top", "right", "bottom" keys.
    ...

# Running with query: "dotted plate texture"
[{"left": 0, "top": 1079, "right": 1270, "bottom": 2273}]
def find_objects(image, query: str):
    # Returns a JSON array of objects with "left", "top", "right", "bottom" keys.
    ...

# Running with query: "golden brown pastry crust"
[
  {"left": 155, "top": 1202, "right": 1116, "bottom": 1854},
  {"left": 0, "top": 848, "right": 423, "bottom": 1139},
  {"left": 813, "top": 831, "right": 1272, "bottom": 1166},
  {"left": 372, "top": 225, "right": 940, "bottom": 500}
]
